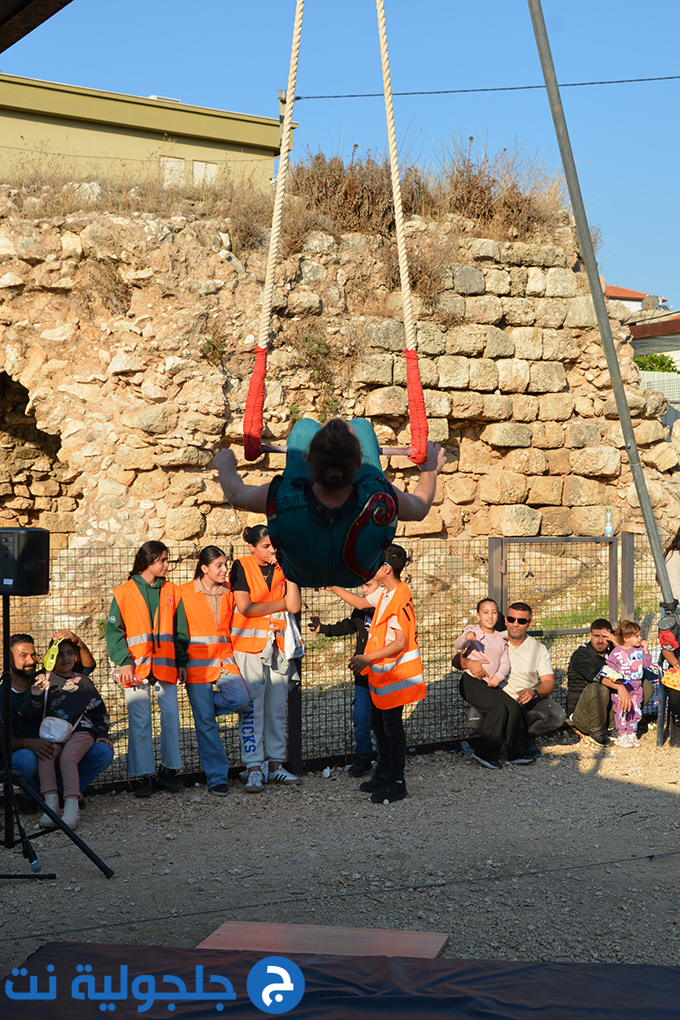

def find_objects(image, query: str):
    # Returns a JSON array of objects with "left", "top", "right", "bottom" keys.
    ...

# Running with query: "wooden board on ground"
[{"left": 197, "top": 921, "right": 449, "bottom": 958}]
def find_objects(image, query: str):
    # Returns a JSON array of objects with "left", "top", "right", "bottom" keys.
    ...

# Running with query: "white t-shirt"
[
  {"left": 500, "top": 634, "right": 553, "bottom": 700},
  {"left": 367, "top": 586, "right": 402, "bottom": 646}
]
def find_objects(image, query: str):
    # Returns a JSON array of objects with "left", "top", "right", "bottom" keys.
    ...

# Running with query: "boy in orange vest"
[{"left": 331, "top": 544, "right": 425, "bottom": 803}]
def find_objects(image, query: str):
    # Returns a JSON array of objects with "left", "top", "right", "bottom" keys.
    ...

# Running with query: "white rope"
[
  {"left": 257, "top": 0, "right": 305, "bottom": 351},
  {"left": 376, "top": 0, "right": 417, "bottom": 352}
]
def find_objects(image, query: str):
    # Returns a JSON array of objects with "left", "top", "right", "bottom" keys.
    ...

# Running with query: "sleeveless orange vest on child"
[
  {"left": 363, "top": 581, "right": 426, "bottom": 709},
  {"left": 180, "top": 582, "right": 240, "bottom": 684},
  {"left": 112, "top": 578, "right": 182, "bottom": 682},
  {"left": 230, "top": 557, "right": 287, "bottom": 655}
]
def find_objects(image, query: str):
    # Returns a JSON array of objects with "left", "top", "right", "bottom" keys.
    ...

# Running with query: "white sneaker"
[
  {"left": 38, "top": 793, "right": 60, "bottom": 828},
  {"left": 244, "top": 770, "right": 265, "bottom": 793},
  {"left": 628, "top": 732, "right": 640, "bottom": 747},
  {"left": 616, "top": 733, "right": 633, "bottom": 748},
  {"left": 239, "top": 762, "right": 268, "bottom": 784},
  {"left": 269, "top": 766, "right": 302, "bottom": 784}
]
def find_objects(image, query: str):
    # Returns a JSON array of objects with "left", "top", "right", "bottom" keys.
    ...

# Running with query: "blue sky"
[{"left": 1, "top": 0, "right": 678, "bottom": 305}]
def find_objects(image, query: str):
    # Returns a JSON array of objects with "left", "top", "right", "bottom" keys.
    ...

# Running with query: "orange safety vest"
[
  {"left": 180, "top": 581, "right": 240, "bottom": 684},
  {"left": 112, "top": 578, "right": 182, "bottom": 683},
  {"left": 230, "top": 556, "right": 287, "bottom": 654},
  {"left": 363, "top": 582, "right": 426, "bottom": 709}
]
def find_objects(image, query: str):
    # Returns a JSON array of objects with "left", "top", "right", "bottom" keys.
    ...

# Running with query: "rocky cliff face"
[{"left": 0, "top": 196, "right": 677, "bottom": 548}]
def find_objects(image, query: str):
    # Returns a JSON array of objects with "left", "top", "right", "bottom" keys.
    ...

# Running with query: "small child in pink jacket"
[
  {"left": 606, "top": 619, "right": 651, "bottom": 748},
  {"left": 454, "top": 598, "right": 510, "bottom": 687}
]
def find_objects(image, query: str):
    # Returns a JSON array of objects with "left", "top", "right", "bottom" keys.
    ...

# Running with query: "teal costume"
[{"left": 267, "top": 419, "right": 398, "bottom": 588}]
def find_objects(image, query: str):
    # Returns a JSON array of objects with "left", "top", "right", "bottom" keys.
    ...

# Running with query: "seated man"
[
  {"left": 8, "top": 631, "right": 114, "bottom": 813},
  {"left": 567, "top": 618, "right": 654, "bottom": 745},
  {"left": 455, "top": 601, "right": 565, "bottom": 767},
  {"left": 500, "top": 603, "right": 565, "bottom": 736}
]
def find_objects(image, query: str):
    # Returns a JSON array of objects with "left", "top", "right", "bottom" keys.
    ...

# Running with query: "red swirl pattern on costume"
[{"left": 342, "top": 491, "right": 398, "bottom": 582}]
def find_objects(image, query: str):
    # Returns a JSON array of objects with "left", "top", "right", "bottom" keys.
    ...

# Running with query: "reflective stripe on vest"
[
  {"left": 230, "top": 557, "right": 287, "bottom": 655},
  {"left": 112, "top": 579, "right": 180, "bottom": 683},
  {"left": 364, "top": 582, "right": 426, "bottom": 709},
  {"left": 368, "top": 648, "right": 421, "bottom": 674},
  {"left": 180, "top": 582, "right": 237, "bottom": 684}
]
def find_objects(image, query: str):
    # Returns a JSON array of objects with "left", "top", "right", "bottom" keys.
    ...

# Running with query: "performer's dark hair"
[
  {"left": 308, "top": 419, "right": 361, "bottom": 489},
  {"left": 129, "top": 541, "right": 168, "bottom": 579},
  {"left": 194, "top": 546, "right": 228, "bottom": 580}
]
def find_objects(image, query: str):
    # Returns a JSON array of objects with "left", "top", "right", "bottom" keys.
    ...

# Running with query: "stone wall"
[{"left": 0, "top": 194, "right": 678, "bottom": 547}]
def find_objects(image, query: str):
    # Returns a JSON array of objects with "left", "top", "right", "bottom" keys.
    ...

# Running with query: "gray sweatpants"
[{"left": 234, "top": 646, "right": 293, "bottom": 769}]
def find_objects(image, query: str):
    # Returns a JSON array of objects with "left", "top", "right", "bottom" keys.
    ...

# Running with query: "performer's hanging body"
[{"left": 213, "top": 418, "right": 446, "bottom": 588}]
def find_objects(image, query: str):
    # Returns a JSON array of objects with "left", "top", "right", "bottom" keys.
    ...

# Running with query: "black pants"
[
  {"left": 460, "top": 673, "right": 528, "bottom": 760},
  {"left": 370, "top": 703, "right": 406, "bottom": 782}
]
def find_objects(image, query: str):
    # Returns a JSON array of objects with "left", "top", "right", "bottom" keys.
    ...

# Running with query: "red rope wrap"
[
  {"left": 243, "top": 346, "right": 268, "bottom": 461},
  {"left": 403, "top": 348, "right": 428, "bottom": 464}
]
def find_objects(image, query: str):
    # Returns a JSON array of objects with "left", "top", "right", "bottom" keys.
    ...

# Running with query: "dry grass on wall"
[{"left": 1, "top": 139, "right": 567, "bottom": 257}]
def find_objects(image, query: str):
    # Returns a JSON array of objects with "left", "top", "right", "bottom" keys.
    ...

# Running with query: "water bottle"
[
  {"left": 604, "top": 508, "right": 614, "bottom": 538},
  {"left": 112, "top": 668, "right": 147, "bottom": 688}
]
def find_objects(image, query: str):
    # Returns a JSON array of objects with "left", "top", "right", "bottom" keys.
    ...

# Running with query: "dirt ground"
[{"left": 3, "top": 729, "right": 680, "bottom": 978}]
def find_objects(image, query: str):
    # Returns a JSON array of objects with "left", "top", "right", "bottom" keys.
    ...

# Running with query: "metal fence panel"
[{"left": 4, "top": 534, "right": 666, "bottom": 786}]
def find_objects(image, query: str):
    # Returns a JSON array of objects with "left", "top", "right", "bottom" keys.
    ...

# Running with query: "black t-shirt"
[{"left": 229, "top": 560, "right": 278, "bottom": 594}]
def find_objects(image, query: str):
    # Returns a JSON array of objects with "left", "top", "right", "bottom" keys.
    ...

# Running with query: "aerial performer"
[{"left": 213, "top": 419, "right": 446, "bottom": 588}]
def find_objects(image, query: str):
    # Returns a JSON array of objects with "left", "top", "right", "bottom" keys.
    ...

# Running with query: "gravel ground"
[{"left": 3, "top": 729, "right": 680, "bottom": 977}]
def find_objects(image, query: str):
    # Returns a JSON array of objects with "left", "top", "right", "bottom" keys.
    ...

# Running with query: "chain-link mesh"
[{"left": 5, "top": 534, "right": 666, "bottom": 786}]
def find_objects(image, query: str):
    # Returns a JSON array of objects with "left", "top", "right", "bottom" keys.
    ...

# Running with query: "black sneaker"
[
  {"left": 17, "top": 797, "right": 39, "bottom": 816},
  {"left": 131, "top": 776, "right": 157, "bottom": 798},
  {"left": 526, "top": 740, "right": 542, "bottom": 761},
  {"left": 359, "top": 767, "right": 390, "bottom": 792},
  {"left": 209, "top": 783, "right": 229, "bottom": 796},
  {"left": 507, "top": 754, "right": 534, "bottom": 765},
  {"left": 370, "top": 780, "right": 408, "bottom": 804},
  {"left": 472, "top": 752, "right": 502, "bottom": 771},
  {"left": 590, "top": 730, "right": 612, "bottom": 746},
  {"left": 158, "top": 767, "right": 184, "bottom": 791},
  {"left": 347, "top": 757, "right": 373, "bottom": 778}
]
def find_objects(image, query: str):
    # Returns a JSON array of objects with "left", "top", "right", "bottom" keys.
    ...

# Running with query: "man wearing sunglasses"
[
  {"left": 500, "top": 603, "right": 565, "bottom": 740},
  {"left": 455, "top": 601, "right": 564, "bottom": 767}
]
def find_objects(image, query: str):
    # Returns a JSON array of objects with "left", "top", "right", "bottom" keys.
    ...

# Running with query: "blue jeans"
[
  {"left": 124, "top": 680, "right": 182, "bottom": 777},
  {"left": 185, "top": 677, "right": 250, "bottom": 790},
  {"left": 12, "top": 740, "right": 114, "bottom": 797},
  {"left": 352, "top": 685, "right": 375, "bottom": 759}
]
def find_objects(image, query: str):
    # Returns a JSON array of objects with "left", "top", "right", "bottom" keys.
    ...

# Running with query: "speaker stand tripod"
[{"left": 1, "top": 593, "right": 114, "bottom": 879}]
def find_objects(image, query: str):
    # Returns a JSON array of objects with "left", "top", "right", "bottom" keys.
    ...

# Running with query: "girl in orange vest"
[
  {"left": 230, "top": 525, "right": 302, "bottom": 792},
  {"left": 106, "top": 541, "right": 189, "bottom": 798},
  {"left": 180, "top": 546, "right": 258, "bottom": 796},
  {"left": 335, "top": 544, "right": 425, "bottom": 803}
]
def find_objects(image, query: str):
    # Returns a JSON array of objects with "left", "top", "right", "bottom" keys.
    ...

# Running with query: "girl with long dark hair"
[
  {"left": 106, "top": 541, "right": 189, "bottom": 797},
  {"left": 230, "top": 525, "right": 301, "bottom": 791},
  {"left": 180, "top": 546, "right": 256, "bottom": 795}
]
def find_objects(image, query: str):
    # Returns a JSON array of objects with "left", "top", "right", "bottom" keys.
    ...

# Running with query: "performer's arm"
[
  {"left": 213, "top": 449, "right": 269, "bottom": 513},
  {"left": 393, "top": 443, "right": 447, "bottom": 522}
]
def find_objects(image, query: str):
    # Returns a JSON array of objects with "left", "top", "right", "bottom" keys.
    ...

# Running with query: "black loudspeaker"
[{"left": 0, "top": 528, "right": 50, "bottom": 596}]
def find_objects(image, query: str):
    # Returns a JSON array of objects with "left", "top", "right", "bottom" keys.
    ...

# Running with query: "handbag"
[
  {"left": 284, "top": 613, "right": 305, "bottom": 661},
  {"left": 38, "top": 685, "right": 83, "bottom": 743}
]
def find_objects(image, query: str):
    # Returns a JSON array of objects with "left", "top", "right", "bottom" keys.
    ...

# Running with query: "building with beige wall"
[{"left": 0, "top": 72, "right": 286, "bottom": 189}]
